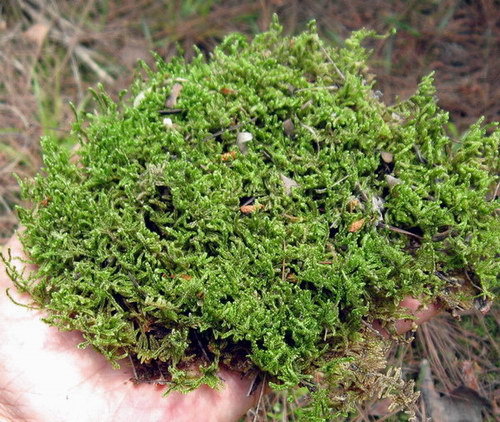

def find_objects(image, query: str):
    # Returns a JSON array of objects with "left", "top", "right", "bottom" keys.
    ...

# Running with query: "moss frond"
[{"left": 7, "top": 18, "right": 498, "bottom": 419}]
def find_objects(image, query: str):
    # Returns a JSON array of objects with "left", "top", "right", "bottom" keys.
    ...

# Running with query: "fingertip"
[
  {"left": 2, "top": 231, "right": 24, "bottom": 260},
  {"left": 398, "top": 297, "right": 421, "bottom": 312},
  {"left": 395, "top": 298, "right": 441, "bottom": 334},
  {"left": 373, "top": 297, "right": 442, "bottom": 337}
]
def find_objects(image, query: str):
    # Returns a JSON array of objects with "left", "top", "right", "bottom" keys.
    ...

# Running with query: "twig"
[
  {"left": 193, "top": 331, "right": 210, "bottom": 362},
  {"left": 246, "top": 372, "right": 261, "bottom": 397},
  {"left": 0, "top": 50, "right": 27, "bottom": 75},
  {"left": 0, "top": 194, "right": 11, "bottom": 213},
  {"left": 70, "top": 53, "right": 84, "bottom": 101},
  {"left": 464, "top": 270, "right": 482, "bottom": 291},
  {"left": 376, "top": 222, "right": 423, "bottom": 240},
  {"left": 300, "top": 122, "right": 320, "bottom": 157},
  {"left": 490, "top": 181, "right": 499, "bottom": 201},
  {"left": 0, "top": 104, "right": 30, "bottom": 129},
  {"left": 252, "top": 373, "right": 266, "bottom": 422},
  {"left": 128, "top": 354, "right": 139, "bottom": 381},
  {"left": 158, "top": 109, "right": 184, "bottom": 115},
  {"left": 361, "top": 319, "right": 386, "bottom": 339},
  {"left": 319, "top": 44, "right": 345, "bottom": 80},
  {"left": 295, "top": 85, "right": 339, "bottom": 92},
  {"left": 331, "top": 174, "right": 349, "bottom": 187},
  {"left": 281, "top": 240, "right": 287, "bottom": 282}
]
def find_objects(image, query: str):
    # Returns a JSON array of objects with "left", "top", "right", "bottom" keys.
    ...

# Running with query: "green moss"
[{"left": 4, "top": 17, "right": 498, "bottom": 419}]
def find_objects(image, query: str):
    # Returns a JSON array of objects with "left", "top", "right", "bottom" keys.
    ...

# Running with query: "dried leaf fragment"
[
  {"left": 280, "top": 174, "right": 299, "bottom": 195},
  {"left": 24, "top": 23, "right": 50, "bottom": 47},
  {"left": 380, "top": 151, "right": 393, "bottom": 163},
  {"left": 165, "top": 83, "right": 183, "bottom": 108},
  {"left": 40, "top": 197, "right": 52, "bottom": 207},
  {"left": 240, "top": 204, "right": 264, "bottom": 214},
  {"left": 385, "top": 175, "right": 402, "bottom": 188},
  {"left": 347, "top": 198, "right": 360, "bottom": 212},
  {"left": 170, "top": 274, "right": 192, "bottom": 280},
  {"left": 221, "top": 151, "right": 237, "bottom": 161},
  {"left": 283, "top": 119, "right": 295, "bottom": 137},
  {"left": 301, "top": 99, "right": 313, "bottom": 110},
  {"left": 220, "top": 87, "right": 237, "bottom": 95},
  {"left": 133, "top": 90, "right": 149, "bottom": 107},
  {"left": 283, "top": 214, "right": 301, "bottom": 222},
  {"left": 391, "top": 112, "right": 403, "bottom": 122},
  {"left": 348, "top": 218, "right": 365, "bottom": 232}
]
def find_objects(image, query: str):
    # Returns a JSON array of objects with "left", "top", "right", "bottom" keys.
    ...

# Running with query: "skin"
[
  {"left": 0, "top": 233, "right": 440, "bottom": 422},
  {"left": 372, "top": 297, "right": 441, "bottom": 339}
]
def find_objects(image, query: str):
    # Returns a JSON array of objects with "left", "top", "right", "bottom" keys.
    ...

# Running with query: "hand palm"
[
  {"left": 1, "top": 234, "right": 439, "bottom": 421},
  {"left": 0, "top": 235, "right": 258, "bottom": 422}
]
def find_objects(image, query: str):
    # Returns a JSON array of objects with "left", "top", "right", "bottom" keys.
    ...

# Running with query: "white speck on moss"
[
  {"left": 236, "top": 132, "right": 253, "bottom": 154},
  {"left": 133, "top": 88, "right": 151, "bottom": 107},
  {"left": 280, "top": 174, "right": 300, "bottom": 195}
]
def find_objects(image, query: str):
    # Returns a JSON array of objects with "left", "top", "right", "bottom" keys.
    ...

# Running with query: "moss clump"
[{"left": 5, "top": 18, "right": 498, "bottom": 419}]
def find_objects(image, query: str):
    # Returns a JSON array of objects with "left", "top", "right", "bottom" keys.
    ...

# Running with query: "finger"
[
  {"left": 0, "top": 231, "right": 37, "bottom": 305},
  {"left": 372, "top": 297, "right": 441, "bottom": 338},
  {"left": 0, "top": 233, "right": 265, "bottom": 422},
  {"left": 394, "top": 297, "right": 441, "bottom": 334},
  {"left": 162, "top": 368, "right": 265, "bottom": 422}
]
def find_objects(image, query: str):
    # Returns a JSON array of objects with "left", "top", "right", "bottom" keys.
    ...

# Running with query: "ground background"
[{"left": 0, "top": 1, "right": 498, "bottom": 420}]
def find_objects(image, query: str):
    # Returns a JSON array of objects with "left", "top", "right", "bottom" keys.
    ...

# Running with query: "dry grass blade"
[
  {"left": 413, "top": 312, "right": 498, "bottom": 418},
  {"left": 17, "top": 0, "right": 114, "bottom": 83}
]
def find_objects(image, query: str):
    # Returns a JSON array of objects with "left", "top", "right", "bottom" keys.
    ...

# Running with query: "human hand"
[
  {"left": 373, "top": 297, "right": 441, "bottom": 338},
  {"left": 0, "top": 234, "right": 261, "bottom": 422},
  {"left": 0, "top": 233, "right": 440, "bottom": 422}
]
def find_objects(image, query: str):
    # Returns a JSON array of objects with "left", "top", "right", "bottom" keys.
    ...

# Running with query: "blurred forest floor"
[{"left": 0, "top": 1, "right": 498, "bottom": 420}]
